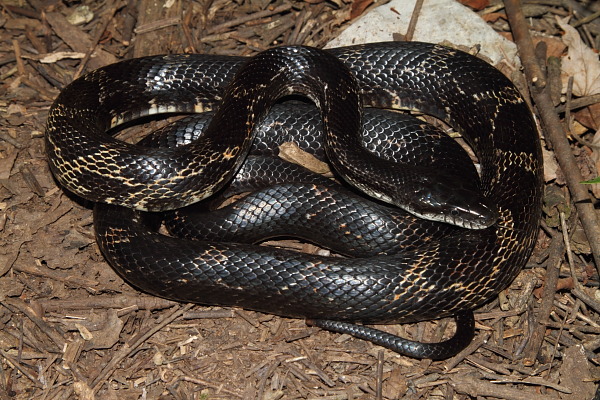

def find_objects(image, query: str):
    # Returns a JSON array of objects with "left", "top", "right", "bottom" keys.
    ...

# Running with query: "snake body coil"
[{"left": 46, "top": 42, "right": 543, "bottom": 359}]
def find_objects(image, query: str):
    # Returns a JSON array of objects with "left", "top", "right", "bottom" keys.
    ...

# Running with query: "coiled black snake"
[{"left": 45, "top": 42, "right": 543, "bottom": 359}]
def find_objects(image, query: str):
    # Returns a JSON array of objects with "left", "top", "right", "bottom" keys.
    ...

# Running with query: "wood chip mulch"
[{"left": 1, "top": 0, "right": 600, "bottom": 399}]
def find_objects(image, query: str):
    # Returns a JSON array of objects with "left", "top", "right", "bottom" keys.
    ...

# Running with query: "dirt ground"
[{"left": 2, "top": 0, "right": 600, "bottom": 399}]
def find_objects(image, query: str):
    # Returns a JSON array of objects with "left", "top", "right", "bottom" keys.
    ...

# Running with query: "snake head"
[{"left": 397, "top": 174, "right": 499, "bottom": 230}]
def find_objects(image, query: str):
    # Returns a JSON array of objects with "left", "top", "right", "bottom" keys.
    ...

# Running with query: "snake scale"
[{"left": 45, "top": 42, "right": 543, "bottom": 359}]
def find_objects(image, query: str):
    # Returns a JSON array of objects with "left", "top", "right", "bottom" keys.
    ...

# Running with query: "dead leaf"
[
  {"left": 39, "top": 52, "right": 86, "bottom": 63},
  {"left": 533, "top": 35, "right": 567, "bottom": 58},
  {"left": 542, "top": 147, "right": 558, "bottom": 182},
  {"left": 83, "top": 309, "right": 124, "bottom": 350},
  {"left": 0, "top": 146, "right": 18, "bottom": 180},
  {"left": 573, "top": 103, "right": 600, "bottom": 130},
  {"left": 382, "top": 368, "right": 408, "bottom": 398},
  {"left": 278, "top": 142, "right": 332, "bottom": 175},
  {"left": 571, "top": 224, "right": 592, "bottom": 254},
  {"left": 556, "top": 16, "right": 600, "bottom": 96},
  {"left": 73, "top": 381, "right": 95, "bottom": 400},
  {"left": 558, "top": 345, "right": 596, "bottom": 399},
  {"left": 533, "top": 277, "right": 574, "bottom": 298},
  {"left": 7, "top": 103, "right": 26, "bottom": 115},
  {"left": 350, "top": 0, "right": 373, "bottom": 20},
  {"left": 459, "top": 0, "right": 489, "bottom": 11},
  {"left": 542, "top": 185, "right": 571, "bottom": 228}
]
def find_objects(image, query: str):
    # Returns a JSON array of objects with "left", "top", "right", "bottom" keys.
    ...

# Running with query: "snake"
[
  {"left": 45, "top": 42, "right": 543, "bottom": 359},
  {"left": 145, "top": 103, "right": 482, "bottom": 256}
]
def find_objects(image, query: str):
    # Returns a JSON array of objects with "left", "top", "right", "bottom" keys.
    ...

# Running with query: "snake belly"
[{"left": 46, "top": 42, "right": 543, "bottom": 359}]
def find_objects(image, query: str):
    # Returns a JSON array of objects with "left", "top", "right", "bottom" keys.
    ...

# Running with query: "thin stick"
[
  {"left": 207, "top": 4, "right": 293, "bottom": 34},
  {"left": 555, "top": 93, "right": 600, "bottom": 113},
  {"left": 521, "top": 232, "right": 563, "bottom": 365},
  {"left": 73, "top": 1, "right": 121, "bottom": 80},
  {"left": 375, "top": 350, "right": 384, "bottom": 400},
  {"left": 405, "top": 0, "right": 425, "bottom": 41},
  {"left": 504, "top": 0, "right": 546, "bottom": 88},
  {"left": 11, "top": 39, "right": 26, "bottom": 75},
  {"left": 0, "top": 350, "right": 44, "bottom": 388},
  {"left": 179, "top": 376, "right": 244, "bottom": 398}
]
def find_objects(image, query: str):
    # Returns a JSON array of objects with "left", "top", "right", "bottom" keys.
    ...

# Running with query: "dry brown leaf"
[
  {"left": 556, "top": 16, "right": 600, "bottom": 96},
  {"left": 82, "top": 310, "right": 124, "bottom": 350},
  {"left": 39, "top": 51, "right": 86, "bottom": 63},
  {"left": 383, "top": 368, "right": 409, "bottom": 398},
  {"left": 278, "top": 142, "right": 332, "bottom": 175},
  {"left": 542, "top": 147, "right": 558, "bottom": 183},
  {"left": 459, "top": 0, "right": 489, "bottom": 11},
  {"left": 558, "top": 345, "right": 596, "bottom": 400},
  {"left": 73, "top": 381, "right": 95, "bottom": 400},
  {"left": 573, "top": 102, "right": 600, "bottom": 130},
  {"left": 350, "top": 0, "right": 373, "bottom": 20},
  {"left": 533, "top": 35, "right": 567, "bottom": 58},
  {"left": 482, "top": 12, "right": 506, "bottom": 23},
  {"left": 571, "top": 224, "right": 593, "bottom": 254},
  {"left": 0, "top": 146, "right": 18, "bottom": 180}
]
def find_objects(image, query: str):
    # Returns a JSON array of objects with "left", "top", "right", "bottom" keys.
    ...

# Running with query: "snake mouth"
[{"left": 405, "top": 202, "right": 499, "bottom": 230}]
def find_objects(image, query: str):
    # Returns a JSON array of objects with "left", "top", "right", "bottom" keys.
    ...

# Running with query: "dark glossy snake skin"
[
  {"left": 145, "top": 103, "right": 482, "bottom": 256},
  {"left": 101, "top": 107, "right": 479, "bottom": 359},
  {"left": 146, "top": 102, "right": 476, "bottom": 170},
  {"left": 164, "top": 167, "right": 462, "bottom": 258},
  {"left": 46, "top": 42, "right": 543, "bottom": 359},
  {"left": 144, "top": 103, "right": 478, "bottom": 257}
]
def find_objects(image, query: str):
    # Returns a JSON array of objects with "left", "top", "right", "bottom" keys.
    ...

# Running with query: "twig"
[
  {"left": 73, "top": 1, "right": 121, "bottom": 80},
  {"left": 133, "top": 17, "right": 181, "bottom": 34},
  {"left": 40, "top": 295, "right": 177, "bottom": 311},
  {"left": 405, "top": 0, "right": 425, "bottom": 41},
  {"left": 571, "top": 287, "right": 600, "bottom": 315},
  {"left": 445, "top": 332, "right": 490, "bottom": 371},
  {"left": 2, "top": 298, "right": 66, "bottom": 351},
  {"left": 288, "top": 348, "right": 335, "bottom": 387},
  {"left": 571, "top": 9, "right": 600, "bottom": 28},
  {"left": 256, "top": 358, "right": 281, "bottom": 399},
  {"left": 561, "top": 211, "right": 584, "bottom": 292},
  {"left": 564, "top": 76, "right": 574, "bottom": 135},
  {"left": 10, "top": 39, "right": 55, "bottom": 101},
  {"left": 465, "top": 355, "right": 511, "bottom": 375},
  {"left": 450, "top": 372, "right": 564, "bottom": 400},
  {"left": 521, "top": 232, "right": 563, "bottom": 365},
  {"left": 545, "top": 290, "right": 569, "bottom": 379},
  {"left": 375, "top": 350, "right": 384, "bottom": 400},
  {"left": 13, "top": 262, "right": 97, "bottom": 288},
  {"left": 554, "top": 92, "right": 600, "bottom": 113},
  {"left": 178, "top": 376, "right": 244, "bottom": 398},
  {"left": 182, "top": 6, "right": 197, "bottom": 53},
  {"left": 485, "top": 373, "right": 572, "bottom": 393},
  {"left": 0, "top": 131, "right": 23, "bottom": 149},
  {"left": 207, "top": 4, "right": 293, "bottom": 34},
  {"left": 288, "top": 7, "right": 308, "bottom": 44},
  {"left": 504, "top": 0, "right": 546, "bottom": 87},
  {"left": 0, "top": 349, "right": 44, "bottom": 388},
  {"left": 11, "top": 39, "right": 26, "bottom": 75}
]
